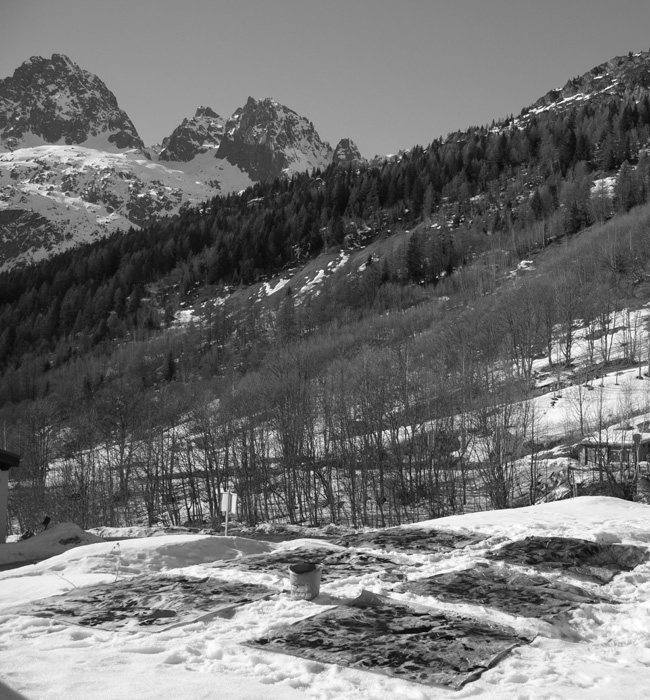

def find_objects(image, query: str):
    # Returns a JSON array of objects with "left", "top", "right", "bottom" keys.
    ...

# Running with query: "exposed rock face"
[
  {"left": 0, "top": 53, "right": 143, "bottom": 151},
  {"left": 528, "top": 50, "right": 650, "bottom": 116},
  {"left": 216, "top": 97, "right": 333, "bottom": 180},
  {"left": 158, "top": 106, "right": 224, "bottom": 162},
  {"left": 332, "top": 138, "right": 365, "bottom": 166}
]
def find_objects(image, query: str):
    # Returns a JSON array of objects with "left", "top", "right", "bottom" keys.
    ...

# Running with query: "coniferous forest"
[{"left": 4, "top": 86, "right": 650, "bottom": 533}]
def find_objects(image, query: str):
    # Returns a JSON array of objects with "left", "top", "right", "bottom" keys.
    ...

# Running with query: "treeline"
[
  {"left": 2, "top": 304, "right": 537, "bottom": 531},
  {"left": 2, "top": 89, "right": 650, "bottom": 386}
]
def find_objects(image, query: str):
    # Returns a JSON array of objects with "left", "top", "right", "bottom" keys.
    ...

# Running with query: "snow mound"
[{"left": 0, "top": 522, "right": 104, "bottom": 566}]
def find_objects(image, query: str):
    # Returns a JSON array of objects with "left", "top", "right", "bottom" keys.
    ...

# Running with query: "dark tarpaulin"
[
  {"left": 10, "top": 574, "right": 271, "bottom": 631},
  {"left": 248, "top": 591, "right": 534, "bottom": 690},
  {"left": 485, "top": 536, "right": 647, "bottom": 584},
  {"left": 398, "top": 562, "right": 613, "bottom": 620}
]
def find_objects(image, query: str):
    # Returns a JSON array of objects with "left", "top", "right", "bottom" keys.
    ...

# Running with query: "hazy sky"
[{"left": 2, "top": 0, "right": 650, "bottom": 158}]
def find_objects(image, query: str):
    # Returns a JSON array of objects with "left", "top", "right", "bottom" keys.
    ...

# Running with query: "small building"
[{"left": 579, "top": 422, "right": 650, "bottom": 470}]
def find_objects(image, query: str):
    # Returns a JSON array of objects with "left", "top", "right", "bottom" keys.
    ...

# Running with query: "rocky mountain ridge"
[{"left": 525, "top": 50, "right": 650, "bottom": 118}]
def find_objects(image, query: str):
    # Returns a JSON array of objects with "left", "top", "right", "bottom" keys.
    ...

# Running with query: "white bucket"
[{"left": 288, "top": 562, "right": 322, "bottom": 600}]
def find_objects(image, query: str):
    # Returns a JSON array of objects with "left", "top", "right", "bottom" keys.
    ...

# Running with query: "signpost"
[
  {"left": 220, "top": 491, "right": 237, "bottom": 536},
  {"left": 0, "top": 449, "right": 20, "bottom": 544}
]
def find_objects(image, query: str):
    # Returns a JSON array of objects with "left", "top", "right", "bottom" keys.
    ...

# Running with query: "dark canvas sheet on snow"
[
  {"left": 11, "top": 574, "right": 271, "bottom": 631},
  {"left": 485, "top": 536, "right": 646, "bottom": 584},
  {"left": 398, "top": 562, "right": 613, "bottom": 620},
  {"left": 248, "top": 591, "right": 533, "bottom": 690}
]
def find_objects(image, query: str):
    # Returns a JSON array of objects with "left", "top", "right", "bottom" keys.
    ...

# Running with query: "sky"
[
  {"left": 2, "top": 0, "right": 650, "bottom": 158},
  {"left": 2, "top": 498, "right": 650, "bottom": 699}
]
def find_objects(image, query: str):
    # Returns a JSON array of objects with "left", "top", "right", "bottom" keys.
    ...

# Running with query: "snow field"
[{"left": 2, "top": 499, "right": 650, "bottom": 699}]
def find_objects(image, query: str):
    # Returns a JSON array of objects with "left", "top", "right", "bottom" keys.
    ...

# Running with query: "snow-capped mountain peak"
[
  {"left": 0, "top": 53, "right": 144, "bottom": 153},
  {"left": 158, "top": 106, "right": 225, "bottom": 162},
  {"left": 216, "top": 96, "right": 334, "bottom": 180}
]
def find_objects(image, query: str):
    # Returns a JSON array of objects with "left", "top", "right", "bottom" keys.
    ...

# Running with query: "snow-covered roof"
[{"left": 580, "top": 420, "right": 650, "bottom": 447}]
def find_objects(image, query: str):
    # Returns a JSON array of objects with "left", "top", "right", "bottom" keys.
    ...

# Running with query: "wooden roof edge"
[{"left": 0, "top": 448, "right": 20, "bottom": 470}]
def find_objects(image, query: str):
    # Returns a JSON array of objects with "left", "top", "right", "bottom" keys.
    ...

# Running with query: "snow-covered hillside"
[
  {"left": 0, "top": 144, "right": 226, "bottom": 267},
  {"left": 1, "top": 498, "right": 650, "bottom": 699}
]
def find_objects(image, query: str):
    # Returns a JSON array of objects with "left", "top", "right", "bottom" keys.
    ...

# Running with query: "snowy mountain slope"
[
  {"left": 0, "top": 55, "right": 357, "bottom": 269},
  {"left": 0, "top": 54, "right": 222, "bottom": 268},
  {"left": 0, "top": 144, "right": 222, "bottom": 268},
  {"left": 151, "top": 143, "right": 254, "bottom": 194}
]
